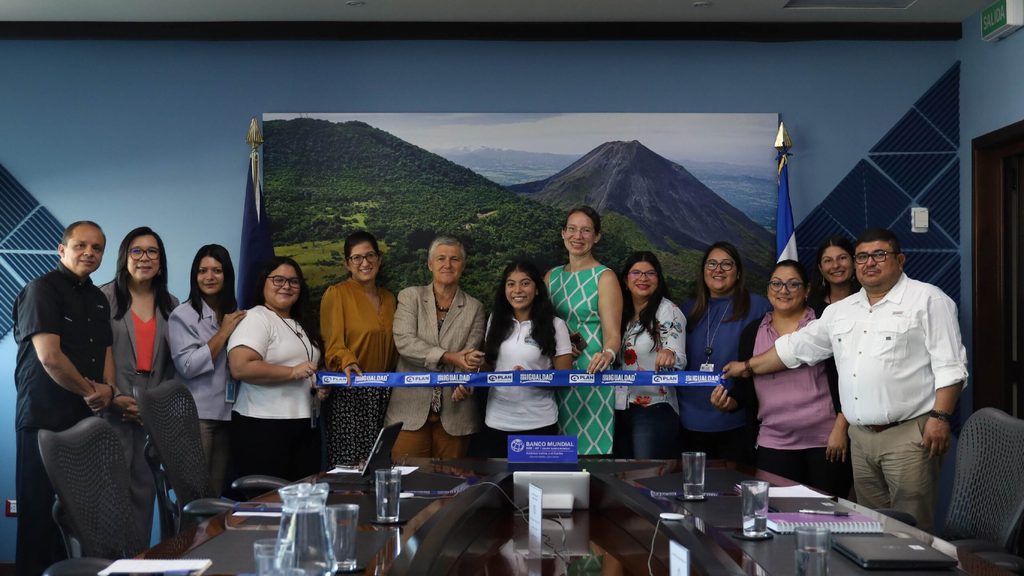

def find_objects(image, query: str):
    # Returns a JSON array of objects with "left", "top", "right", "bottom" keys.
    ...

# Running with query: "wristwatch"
[{"left": 928, "top": 409, "right": 952, "bottom": 423}]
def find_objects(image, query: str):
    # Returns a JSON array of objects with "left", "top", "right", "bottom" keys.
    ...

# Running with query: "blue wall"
[{"left": 0, "top": 38, "right": 963, "bottom": 560}]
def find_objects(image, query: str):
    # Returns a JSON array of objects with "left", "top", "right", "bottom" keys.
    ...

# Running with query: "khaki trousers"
[
  {"left": 392, "top": 412, "right": 470, "bottom": 460},
  {"left": 848, "top": 413, "right": 940, "bottom": 532}
]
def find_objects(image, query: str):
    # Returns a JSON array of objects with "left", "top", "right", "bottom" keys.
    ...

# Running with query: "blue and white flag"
[
  {"left": 237, "top": 118, "right": 274, "bottom": 309},
  {"left": 775, "top": 122, "right": 797, "bottom": 262}
]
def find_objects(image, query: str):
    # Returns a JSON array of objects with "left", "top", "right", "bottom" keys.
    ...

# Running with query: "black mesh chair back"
[
  {"left": 943, "top": 407, "right": 1024, "bottom": 552},
  {"left": 138, "top": 379, "right": 213, "bottom": 538},
  {"left": 37, "top": 417, "right": 145, "bottom": 559}
]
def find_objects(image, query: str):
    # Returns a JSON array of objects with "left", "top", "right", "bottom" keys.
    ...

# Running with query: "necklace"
[
  {"left": 434, "top": 289, "right": 454, "bottom": 313},
  {"left": 266, "top": 306, "right": 313, "bottom": 362},
  {"left": 704, "top": 301, "right": 732, "bottom": 361}
]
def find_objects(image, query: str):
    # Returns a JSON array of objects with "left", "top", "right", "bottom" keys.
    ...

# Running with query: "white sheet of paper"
[
  {"left": 669, "top": 540, "right": 690, "bottom": 576},
  {"left": 231, "top": 511, "right": 281, "bottom": 517},
  {"left": 529, "top": 483, "right": 543, "bottom": 557},
  {"left": 768, "top": 485, "right": 829, "bottom": 498},
  {"left": 327, "top": 465, "right": 418, "bottom": 475},
  {"left": 99, "top": 559, "right": 212, "bottom": 575}
]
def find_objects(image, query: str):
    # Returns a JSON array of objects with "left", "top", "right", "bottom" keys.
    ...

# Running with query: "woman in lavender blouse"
[
  {"left": 168, "top": 244, "right": 246, "bottom": 495},
  {"left": 709, "top": 260, "right": 847, "bottom": 495}
]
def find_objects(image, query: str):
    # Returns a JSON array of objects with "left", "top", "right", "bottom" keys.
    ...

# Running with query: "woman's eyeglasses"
[
  {"left": 268, "top": 275, "right": 301, "bottom": 288},
  {"left": 347, "top": 252, "right": 380, "bottom": 265},
  {"left": 128, "top": 247, "right": 160, "bottom": 260},
  {"left": 705, "top": 259, "right": 735, "bottom": 271},
  {"left": 628, "top": 270, "right": 658, "bottom": 280},
  {"left": 768, "top": 279, "right": 805, "bottom": 292}
]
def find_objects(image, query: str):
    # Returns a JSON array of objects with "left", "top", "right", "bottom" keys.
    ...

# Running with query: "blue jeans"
[{"left": 614, "top": 403, "right": 680, "bottom": 459}]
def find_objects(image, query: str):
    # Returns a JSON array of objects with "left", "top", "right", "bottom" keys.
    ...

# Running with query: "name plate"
[{"left": 508, "top": 435, "right": 579, "bottom": 464}]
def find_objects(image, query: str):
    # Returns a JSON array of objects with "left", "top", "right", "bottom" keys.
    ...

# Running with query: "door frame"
[{"left": 972, "top": 118, "right": 1024, "bottom": 414}]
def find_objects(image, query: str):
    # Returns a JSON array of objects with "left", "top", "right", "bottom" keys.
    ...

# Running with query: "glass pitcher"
[{"left": 277, "top": 482, "right": 335, "bottom": 576}]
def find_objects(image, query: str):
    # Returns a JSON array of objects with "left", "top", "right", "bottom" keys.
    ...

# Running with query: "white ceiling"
[{"left": 0, "top": 0, "right": 989, "bottom": 23}]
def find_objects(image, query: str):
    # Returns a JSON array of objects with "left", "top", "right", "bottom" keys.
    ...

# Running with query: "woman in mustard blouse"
[{"left": 320, "top": 231, "right": 399, "bottom": 467}]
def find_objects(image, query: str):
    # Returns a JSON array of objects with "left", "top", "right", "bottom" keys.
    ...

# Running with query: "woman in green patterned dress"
[{"left": 545, "top": 205, "right": 623, "bottom": 455}]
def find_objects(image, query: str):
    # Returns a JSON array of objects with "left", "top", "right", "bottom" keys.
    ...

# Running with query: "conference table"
[{"left": 141, "top": 458, "right": 1013, "bottom": 575}]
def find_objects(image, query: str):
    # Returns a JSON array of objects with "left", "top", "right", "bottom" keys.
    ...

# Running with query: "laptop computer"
[
  {"left": 833, "top": 534, "right": 958, "bottom": 570},
  {"left": 327, "top": 422, "right": 403, "bottom": 483}
]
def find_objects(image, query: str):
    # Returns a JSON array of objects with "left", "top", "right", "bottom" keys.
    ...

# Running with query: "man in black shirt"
[{"left": 13, "top": 220, "right": 115, "bottom": 576}]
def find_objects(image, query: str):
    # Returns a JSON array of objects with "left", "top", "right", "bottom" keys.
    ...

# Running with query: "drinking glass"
[
  {"left": 375, "top": 468, "right": 401, "bottom": 522},
  {"left": 680, "top": 451, "right": 705, "bottom": 500},
  {"left": 795, "top": 526, "right": 830, "bottom": 576},
  {"left": 740, "top": 480, "right": 769, "bottom": 537},
  {"left": 328, "top": 503, "right": 360, "bottom": 571}
]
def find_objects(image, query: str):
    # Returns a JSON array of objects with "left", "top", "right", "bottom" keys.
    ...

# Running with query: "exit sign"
[{"left": 982, "top": 0, "right": 1023, "bottom": 42}]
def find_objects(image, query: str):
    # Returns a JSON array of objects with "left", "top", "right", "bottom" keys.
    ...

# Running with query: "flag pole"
[
  {"left": 238, "top": 117, "right": 274, "bottom": 309},
  {"left": 775, "top": 122, "right": 797, "bottom": 262}
]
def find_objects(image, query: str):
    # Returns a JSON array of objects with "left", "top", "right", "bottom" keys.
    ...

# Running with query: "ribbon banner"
[{"left": 317, "top": 370, "right": 722, "bottom": 388}]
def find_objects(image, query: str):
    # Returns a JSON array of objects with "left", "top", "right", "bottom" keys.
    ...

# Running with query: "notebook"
[
  {"left": 833, "top": 534, "right": 958, "bottom": 570},
  {"left": 766, "top": 512, "right": 883, "bottom": 534}
]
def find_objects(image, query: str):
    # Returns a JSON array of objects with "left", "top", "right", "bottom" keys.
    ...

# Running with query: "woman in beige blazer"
[{"left": 385, "top": 236, "right": 486, "bottom": 459}]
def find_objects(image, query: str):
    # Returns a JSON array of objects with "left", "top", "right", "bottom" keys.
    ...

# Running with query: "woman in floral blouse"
[{"left": 614, "top": 252, "right": 686, "bottom": 458}]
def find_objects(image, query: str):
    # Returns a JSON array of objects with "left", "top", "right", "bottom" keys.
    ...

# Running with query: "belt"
[{"left": 864, "top": 420, "right": 909, "bottom": 433}]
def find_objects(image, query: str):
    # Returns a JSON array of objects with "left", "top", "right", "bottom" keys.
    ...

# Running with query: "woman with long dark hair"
[
  {"left": 807, "top": 235, "right": 860, "bottom": 315},
  {"left": 679, "top": 241, "right": 770, "bottom": 464},
  {"left": 228, "top": 256, "right": 323, "bottom": 480},
  {"left": 168, "top": 244, "right": 246, "bottom": 495},
  {"left": 321, "top": 231, "right": 398, "bottom": 467},
  {"left": 101, "top": 226, "right": 178, "bottom": 543},
  {"left": 615, "top": 252, "right": 686, "bottom": 459},
  {"left": 479, "top": 261, "right": 573, "bottom": 457}
]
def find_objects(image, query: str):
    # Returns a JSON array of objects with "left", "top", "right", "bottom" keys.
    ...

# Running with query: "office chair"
[
  {"left": 940, "top": 407, "right": 1024, "bottom": 572},
  {"left": 38, "top": 417, "right": 147, "bottom": 560},
  {"left": 138, "top": 379, "right": 289, "bottom": 540}
]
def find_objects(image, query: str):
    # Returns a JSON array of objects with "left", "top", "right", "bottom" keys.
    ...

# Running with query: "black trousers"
[
  {"left": 229, "top": 412, "right": 322, "bottom": 482},
  {"left": 756, "top": 445, "right": 853, "bottom": 497},
  {"left": 16, "top": 427, "right": 67, "bottom": 576},
  {"left": 680, "top": 426, "right": 755, "bottom": 466}
]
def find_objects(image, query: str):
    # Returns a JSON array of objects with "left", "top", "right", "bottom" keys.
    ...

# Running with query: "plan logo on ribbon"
[
  {"left": 321, "top": 374, "right": 347, "bottom": 385},
  {"left": 652, "top": 374, "right": 679, "bottom": 385},
  {"left": 487, "top": 373, "right": 514, "bottom": 384},
  {"left": 569, "top": 373, "right": 595, "bottom": 384},
  {"left": 403, "top": 374, "right": 431, "bottom": 385}
]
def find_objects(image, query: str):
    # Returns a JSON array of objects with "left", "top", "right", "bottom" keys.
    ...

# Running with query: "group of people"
[{"left": 14, "top": 206, "right": 967, "bottom": 574}]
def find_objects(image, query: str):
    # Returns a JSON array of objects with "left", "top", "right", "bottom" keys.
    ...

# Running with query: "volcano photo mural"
[{"left": 262, "top": 113, "right": 779, "bottom": 312}]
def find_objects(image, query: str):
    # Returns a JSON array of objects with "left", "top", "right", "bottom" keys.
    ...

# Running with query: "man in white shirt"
[{"left": 723, "top": 228, "right": 967, "bottom": 532}]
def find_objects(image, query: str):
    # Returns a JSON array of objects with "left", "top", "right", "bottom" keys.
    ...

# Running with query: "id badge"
[
  {"left": 699, "top": 363, "right": 715, "bottom": 372},
  {"left": 225, "top": 377, "right": 238, "bottom": 404},
  {"left": 614, "top": 386, "right": 628, "bottom": 410}
]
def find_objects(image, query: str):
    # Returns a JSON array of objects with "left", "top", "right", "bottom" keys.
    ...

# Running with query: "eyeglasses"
[
  {"left": 128, "top": 247, "right": 160, "bottom": 260},
  {"left": 705, "top": 259, "right": 735, "bottom": 272},
  {"left": 347, "top": 252, "right": 379, "bottom": 265},
  {"left": 564, "top": 225, "right": 595, "bottom": 237},
  {"left": 268, "top": 275, "right": 301, "bottom": 288},
  {"left": 854, "top": 250, "right": 899, "bottom": 264},
  {"left": 628, "top": 270, "right": 658, "bottom": 280},
  {"left": 768, "top": 279, "right": 805, "bottom": 292}
]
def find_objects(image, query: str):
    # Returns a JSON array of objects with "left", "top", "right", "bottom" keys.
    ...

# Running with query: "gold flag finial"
[
  {"left": 774, "top": 121, "right": 792, "bottom": 152},
  {"left": 246, "top": 117, "right": 264, "bottom": 150}
]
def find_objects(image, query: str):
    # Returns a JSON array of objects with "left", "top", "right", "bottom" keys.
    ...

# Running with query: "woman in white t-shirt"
[
  {"left": 227, "top": 256, "right": 323, "bottom": 480},
  {"left": 480, "top": 261, "right": 573, "bottom": 457}
]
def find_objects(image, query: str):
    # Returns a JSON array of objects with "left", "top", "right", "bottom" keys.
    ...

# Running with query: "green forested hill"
[{"left": 262, "top": 118, "right": 639, "bottom": 313}]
